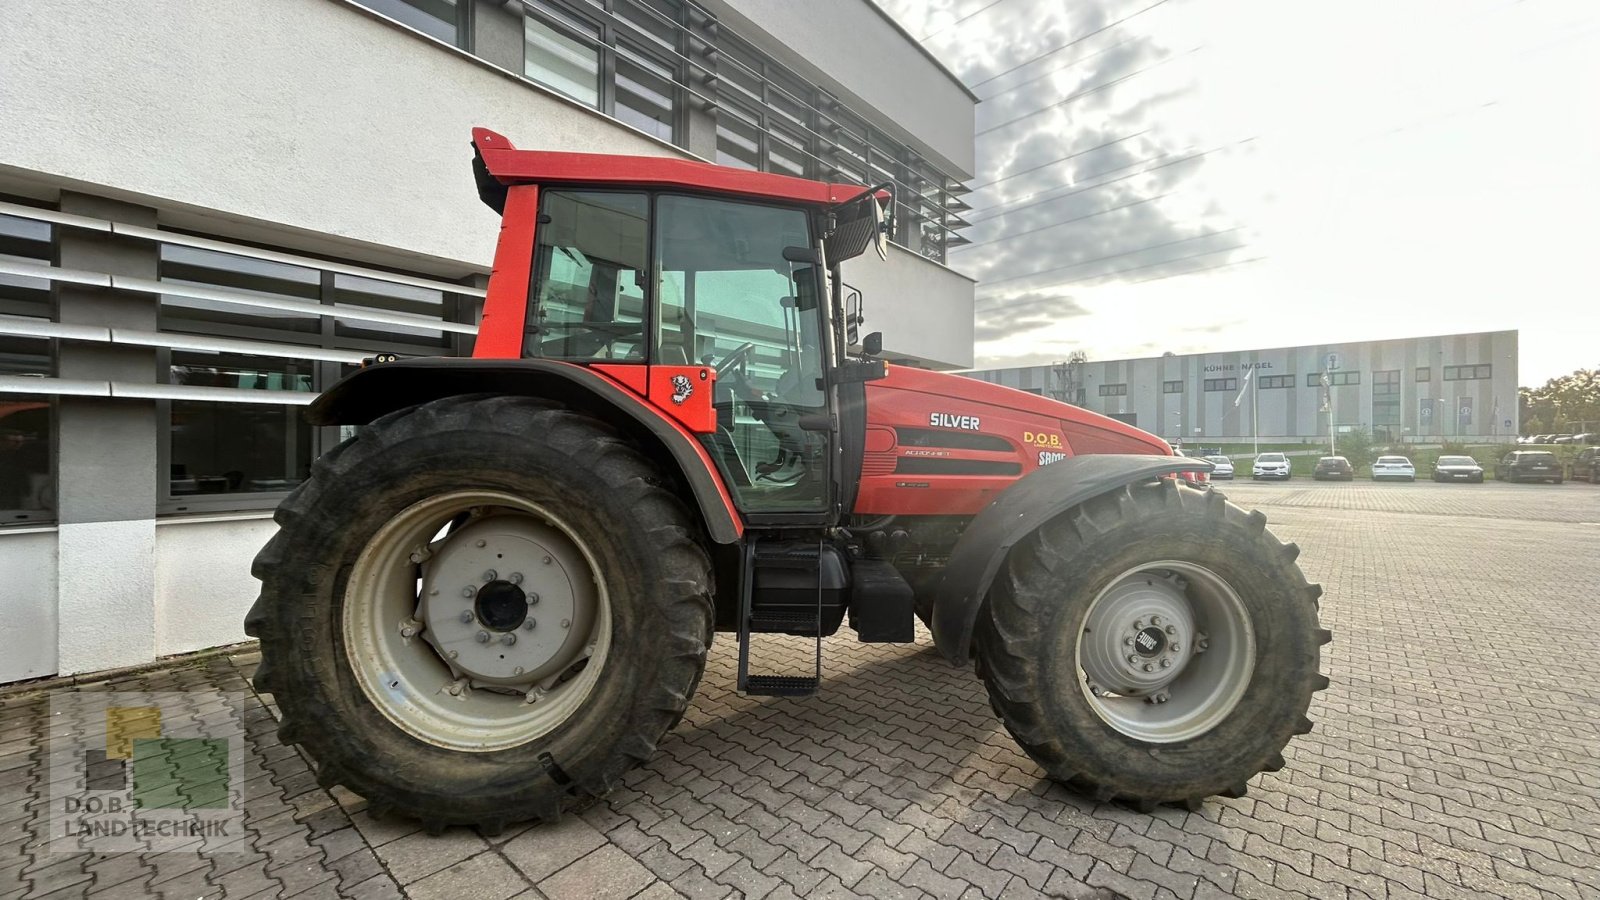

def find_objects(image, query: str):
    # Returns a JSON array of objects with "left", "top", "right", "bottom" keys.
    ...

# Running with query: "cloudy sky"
[{"left": 878, "top": 0, "right": 1600, "bottom": 386}]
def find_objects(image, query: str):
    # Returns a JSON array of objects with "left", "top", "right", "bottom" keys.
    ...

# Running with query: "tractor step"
[
  {"left": 741, "top": 675, "right": 820, "bottom": 697},
  {"left": 736, "top": 540, "right": 825, "bottom": 698}
]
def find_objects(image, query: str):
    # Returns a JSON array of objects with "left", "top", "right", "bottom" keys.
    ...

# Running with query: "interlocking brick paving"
[{"left": 2, "top": 479, "right": 1596, "bottom": 899}]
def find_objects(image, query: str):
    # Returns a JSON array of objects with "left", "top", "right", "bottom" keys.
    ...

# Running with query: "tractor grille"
[{"left": 863, "top": 452, "right": 897, "bottom": 476}]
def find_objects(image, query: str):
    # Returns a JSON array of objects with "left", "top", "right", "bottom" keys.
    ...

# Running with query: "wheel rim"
[
  {"left": 342, "top": 490, "right": 612, "bottom": 752},
  {"left": 1076, "top": 561, "right": 1255, "bottom": 744}
]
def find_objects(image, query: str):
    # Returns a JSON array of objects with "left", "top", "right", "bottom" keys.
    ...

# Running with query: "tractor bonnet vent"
[{"left": 895, "top": 427, "right": 1011, "bottom": 452}]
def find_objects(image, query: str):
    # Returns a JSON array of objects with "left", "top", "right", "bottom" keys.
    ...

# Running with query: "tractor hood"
[{"left": 871, "top": 366, "right": 1172, "bottom": 457}]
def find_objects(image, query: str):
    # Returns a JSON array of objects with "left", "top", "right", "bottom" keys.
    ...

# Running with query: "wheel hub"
[
  {"left": 1081, "top": 573, "right": 1195, "bottom": 697},
  {"left": 417, "top": 515, "right": 594, "bottom": 688}
]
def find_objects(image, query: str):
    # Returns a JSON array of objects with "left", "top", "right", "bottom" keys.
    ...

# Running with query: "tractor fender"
[
  {"left": 930, "top": 454, "right": 1212, "bottom": 664},
  {"left": 306, "top": 358, "right": 742, "bottom": 544}
]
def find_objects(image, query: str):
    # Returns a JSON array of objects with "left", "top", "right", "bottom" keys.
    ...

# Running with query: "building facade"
[
  {"left": 968, "top": 331, "right": 1520, "bottom": 446},
  {"left": 0, "top": 0, "right": 977, "bottom": 682}
]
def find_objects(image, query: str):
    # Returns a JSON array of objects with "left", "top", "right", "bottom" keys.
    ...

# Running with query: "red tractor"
[{"left": 246, "top": 129, "right": 1328, "bottom": 833}]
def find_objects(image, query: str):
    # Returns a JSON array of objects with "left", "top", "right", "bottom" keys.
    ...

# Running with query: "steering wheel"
[{"left": 714, "top": 342, "right": 757, "bottom": 378}]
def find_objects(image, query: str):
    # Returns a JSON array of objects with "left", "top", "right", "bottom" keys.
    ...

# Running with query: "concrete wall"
[
  {"left": 155, "top": 516, "right": 278, "bottom": 657},
  {"left": 0, "top": 0, "right": 684, "bottom": 276},
  {"left": 706, "top": 0, "right": 977, "bottom": 177},
  {"left": 0, "top": 528, "right": 59, "bottom": 682},
  {"left": 843, "top": 246, "right": 976, "bottom": 369}
]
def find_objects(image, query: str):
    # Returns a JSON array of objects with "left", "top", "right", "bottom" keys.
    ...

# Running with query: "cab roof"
[{"left": 472, "top": 127, "right": 876, "bottom": 212}]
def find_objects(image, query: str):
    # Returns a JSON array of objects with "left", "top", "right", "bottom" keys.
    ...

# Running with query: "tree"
[
  {"left": 1520, "top": 368, "right": 1600, "bottom": 434},
  {"left": 1336, "top": 428, "right": 1375, "bottom": 471}
]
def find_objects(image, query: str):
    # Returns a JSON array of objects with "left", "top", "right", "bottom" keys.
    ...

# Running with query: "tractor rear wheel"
[
  {"left": 974, "top": 479, "right": 1329, "bottom": 810},
  {"left": 245, "top": 395, "right": 714, "bottom": 833}
]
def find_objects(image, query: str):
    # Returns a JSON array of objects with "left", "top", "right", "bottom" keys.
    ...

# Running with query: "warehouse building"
[
  {"left": 968, "top": 330, "right": 1519, "bottom": 445},
  {"left": 0, "top": 0, "right": 977, "bottom": 682}
]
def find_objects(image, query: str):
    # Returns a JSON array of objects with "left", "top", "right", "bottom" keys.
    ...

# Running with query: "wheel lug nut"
[
  {"left": 1134, "top": 619, "right": 1145, "bottom": 630},
  {"left": 1124, "top": 637, "right": 1135, "bottom": 646},
  {"left": 1143, "top": 663, "right": 1154, "bottom": 672},
  {"left": 509, "top": 572, "right": 524, "bottom": 585},
  {"left": 1151, "top": 616, "right": 1162, "bottom": 626},
  {"left": 501, "top": 633, "right": 517, "bottom": 646},
  {"left": 1171, "top": 643, "right": 1181, "bottom": 652},
  {"left": 527, "top": 593, "right": 540, "bottom": 605},
  {"left": 459, "top": 611, "right": 473, "bottom": 624},
  {"left": 524, "top": 619, "right": 536, "bottom": 631},
  {"left": 513, "top": 666, "right": 524, "bottom": 675},
  {"left": 475, "top": 631, "right": 489, "bottom": 644},
  {"left": 461, "top": 587, "right": 475, "bottom": 598},
  {"left": 543, "top": 555, "right": 553, "bottom": 565},
  {"left": 1127, "top": 655, "right": 1139, "bottom": 665},
  {"left": 561, "top": 619, "right": 571, "bottom": 629},
  {"left": 1160, "top": 659, "right": 1172, "bottom": 668},
  {"left": 483, "top": 569, "right": 498, "bottom": 582},
  {"left": 476, "top": 540, "right": 487, "bottom": 548}
]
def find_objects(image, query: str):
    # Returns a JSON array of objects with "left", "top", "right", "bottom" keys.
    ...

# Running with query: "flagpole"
[{"left": 1253, "top": 370, "right": 1260, "bottom": 458}]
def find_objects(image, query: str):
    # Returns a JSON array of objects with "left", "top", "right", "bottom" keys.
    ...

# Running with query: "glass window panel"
[
  {"left": 168, "top": 353, "right": 314, "bottom": 497},
  {"left": 769, "top": 127, "right": 809, "bottom": 178},
  {"left": 527, "top": 191, "right": 649, "bottom": 361},
  {"left": 656, "top": 194, "right": 825, "bottom": 513},
  {"left": 617, "top": 0, "right": 679, "bottom": 51},
  {"left": 332, "top": 273, "right": 451, "bottom": 347},
  {"left": 0, "top": 335, "right": 50, "bottom": 377},
  {"left": 616, "top": 44, "right": 676, "bottom": 142},
  {"left": 525, "top": 12, "right": 601, "bottom": 107},
  {"left": 0, "top": 212, "right": 52, "bottom": 319},
  {"left": 0, "top": 395, "right": 51, "bottom": 521},
  {"left": 715, "top": 111, "right": 761, "bottom": 171},
  {"left": 159, "top": 244, "right": 322, "bottom": 335},
  {"left": 353, "top": 0, "right": 458, "bottom": 43}
]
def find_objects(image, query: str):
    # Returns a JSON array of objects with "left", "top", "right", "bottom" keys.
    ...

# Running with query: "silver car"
[{"left": 1204, "top": 455, "right": 1234, "bottom": 479}]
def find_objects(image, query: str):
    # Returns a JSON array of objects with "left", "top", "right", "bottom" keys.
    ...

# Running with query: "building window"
[
  {"left": 1259, "top": 375, "right": 1294, "bottom": 389},
  {"left": 155, "top": 241, "right": 474, "bottom": 515},
  {"left": 168, "top": 354, "right": 315, "bottom": 498},
  {"left": 1443, "top": 364, "right": 1492, "bottom": 381},
  {"left": 0, "top": 210, "right": 56, "bottom": 525},
  {"left": 1098, "top": 383, "right": 1127, "bottom": 397},
  {"left": 1162, "top": 380, "right": 1183, "bottom": 393},
  {"left": 1373, "top": 370, "right": 1400, "bottom": 394},
  {"left": 0, "top": 395, "right": 51, "bottom": 524},
  {"left": 1416, "top": 366, "right": 1431, "bottom": 381},
  {"left": 1204, "top": 378, "right": 1237, "bottom": 392},
  {"left": 523, "top": 0, "right": 684, "bottom": 146},
  {"left": 1308, "top": 372, "right": 1359, "bottom": 386},
  {"left": 353, "top": 0, "right": 468, "bottom": 47},
  {"left": 1373, "top": 370, "right": 1401, "bottom": 427},
  {"left": 1021, "top": 387, "right": 1043, "bottom": 395}
]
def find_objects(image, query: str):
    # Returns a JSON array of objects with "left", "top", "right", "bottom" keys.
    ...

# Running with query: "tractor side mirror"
[
  {"left": 872, "top": 196, "right": 890, "bottom": 261},
  {"left": 862, "top": 331, "right": 883, "bottom": 357},
  {"left": 843, "top": 285, "right": 863, "bottom": 346}
]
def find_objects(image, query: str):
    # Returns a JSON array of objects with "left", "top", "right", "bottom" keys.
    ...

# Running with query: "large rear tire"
[
  {"left": 974, "top": 479, "right": 1329, "bottom": 810},
  {"left": 245, "top": 395, "right": 714, "bottom": 833}
]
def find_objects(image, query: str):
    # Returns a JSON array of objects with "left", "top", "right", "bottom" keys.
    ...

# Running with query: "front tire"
[
  {"left": 974, "top": 480, "right": 1328, "bottom": 809},
  {"left": 246, "top": 395, "right": 715, "bottom": 832}
]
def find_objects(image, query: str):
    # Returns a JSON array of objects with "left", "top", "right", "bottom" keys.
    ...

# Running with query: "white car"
[
  {"left": 1204, "top": 455, "right": 1234, "bottom": 479},
  {"left": 1251, "top": 452, "right": 1291, "bottom": 480},
  {"left": 1372, "top": 455, "right": 1416, "bottom": 482}
]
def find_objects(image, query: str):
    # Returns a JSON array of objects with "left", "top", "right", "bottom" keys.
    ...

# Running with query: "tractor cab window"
[
  {"left": 655, "top": 194, "right": 829, "bottom": 514},
  {"left": 526, "top": 191, "right": 649, "bottom": 360}
]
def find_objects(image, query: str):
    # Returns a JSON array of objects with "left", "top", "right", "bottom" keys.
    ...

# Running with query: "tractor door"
[{"left": 654, "top": 194, "right": 835, "bottom": 519}]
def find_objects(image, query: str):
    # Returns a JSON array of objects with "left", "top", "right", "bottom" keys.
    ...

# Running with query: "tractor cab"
[{"left": 468, "top": 127, "right": 887, "bottom": 526}]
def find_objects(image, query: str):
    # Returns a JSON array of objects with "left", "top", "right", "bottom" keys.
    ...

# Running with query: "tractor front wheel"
[
  {"left": 245, "top": 395, "right": 714, "bottom": 833},
  {"left": 974, "top": 479, "right": 1329, "bottom": 810}
]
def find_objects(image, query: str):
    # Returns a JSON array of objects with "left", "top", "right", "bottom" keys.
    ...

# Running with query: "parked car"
[
  {"left": 1568, "top": 447, "right": 1600, "bottom": 483},
  {"left": 1203, "top": 455, "right": 1234, "bottom": 479},
  {"left": 1372, "top": 455, "right": 1416, "bottom": 482},
  {"left": 1495, "top": 450, "right": 1563, "bottom": 483},
  {"left": 1251, "top": 452, "right": 1291, "bottom": 480},
  {"left": 1432, "top": 455, "right": 1484, "bottom": 483},
  {"left": 1312, "top": 456, "right": 1354, "bottom": 481}
]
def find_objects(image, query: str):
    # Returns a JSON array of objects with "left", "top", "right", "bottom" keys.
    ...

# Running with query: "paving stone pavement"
[{"left": 2, "top": 480, "right": 1597, "bottom": 899}]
